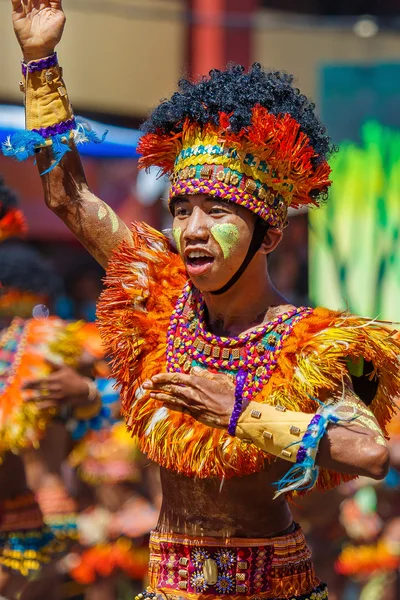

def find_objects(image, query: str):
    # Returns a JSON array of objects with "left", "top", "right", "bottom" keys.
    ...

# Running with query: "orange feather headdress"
[{"left": 138, "top": 106, "right": 332, "bottom": 228}]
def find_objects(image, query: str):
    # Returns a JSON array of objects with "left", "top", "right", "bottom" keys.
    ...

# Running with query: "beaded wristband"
[
  {"left": 21, "top": 52, "right": 58, "bottom": 77},
  {"left": 32, "top": 117, "right": 77, "bottom": 140},
  {"left": 228, "top": 369, "right": 247, "bottom": 436},
  {"left": 274, "top": 401, "right": 357, "bottom": 497}
]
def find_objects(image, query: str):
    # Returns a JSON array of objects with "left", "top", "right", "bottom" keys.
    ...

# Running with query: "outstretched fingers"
[
  {"left": 150, "top": 392, "right": 190, "bottom": 412},
  {"left": 148, "top": 372, "right": 190, "bottom": 386}
]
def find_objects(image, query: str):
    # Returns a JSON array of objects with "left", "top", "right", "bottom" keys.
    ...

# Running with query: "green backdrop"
[{"left": 309, "top": 64, "right": 400, "bottom": 319}]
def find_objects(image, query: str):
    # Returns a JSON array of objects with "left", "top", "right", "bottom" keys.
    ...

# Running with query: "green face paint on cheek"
[
  {"left": 172, "top": 227, "right": 182, "bottom": 254},
  {"left": 210, "top": 223, "right": 240, "bottom": 259}
]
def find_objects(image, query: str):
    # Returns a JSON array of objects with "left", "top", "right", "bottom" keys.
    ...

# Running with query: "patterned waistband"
[{"left": 148, "top": 526, "right": 324, "bottom": 599}]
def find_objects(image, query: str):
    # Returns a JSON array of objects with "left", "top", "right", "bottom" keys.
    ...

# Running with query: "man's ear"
[{"left": 259, "top": 228, "right": 283, "bottom": 255}]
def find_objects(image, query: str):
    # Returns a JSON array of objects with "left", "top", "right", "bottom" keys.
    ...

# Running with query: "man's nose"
[{"left": 183, "top": 207, "right": 209, "bottom": 241}]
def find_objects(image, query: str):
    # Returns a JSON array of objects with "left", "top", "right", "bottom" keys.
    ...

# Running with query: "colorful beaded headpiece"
[{"left": 138, "top": 105, "right": 332, "bottom": 229}]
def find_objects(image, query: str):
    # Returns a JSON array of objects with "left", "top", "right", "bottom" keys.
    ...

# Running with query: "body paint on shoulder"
[
  {"left": 210, "top": 223, "right": 240, "bottom": 259},
  {"left": 172, "top": 227, "right": 182, "bottom": 254}
]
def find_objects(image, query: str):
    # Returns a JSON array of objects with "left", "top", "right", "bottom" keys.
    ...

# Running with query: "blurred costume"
[
  {"left": 0, "top": 314, "right": 95, "bottom": 575},
  {"left": 69, "top": 420, "right": 142, "bottom": 486},
  {"left": 0, "top": 184, "right": 65, "bottom": 578},
  {"left": 0, "top": 490, "right": 59, "bottom": 577},
  {"left": 67, "top": 422, "right": 158, "bottom": 587},
  {"left": 0, "top": 316, "right": 86, "bottom": 454},
  {"left": 5, "top": 56, "right": 400, "bottom": 600},
  {"left": 335, "top": 400, "right": 400, "bottom": 599},
  {"left": 0, "top": 190, "right": 113, "bottom": 580}
]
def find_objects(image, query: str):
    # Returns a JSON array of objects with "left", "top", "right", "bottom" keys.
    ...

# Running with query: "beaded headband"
[{"left": 138, "top": 105, "right": 332, "bottom": 229}]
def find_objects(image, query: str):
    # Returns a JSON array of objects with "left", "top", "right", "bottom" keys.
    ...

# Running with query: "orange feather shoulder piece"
[{"left": 97, "top": 224, "right": 400, "bottom": 490}]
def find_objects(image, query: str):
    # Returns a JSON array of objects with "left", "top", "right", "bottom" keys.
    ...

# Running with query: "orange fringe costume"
[
  {"left": 96, "top": 223, "right": 400, "bottom": 600},
  {"left": 95, "top": 103, "right": 400, "bottom": 600},
  {"left": 0, "top": 208, "right": 27, "bottom": 242},
  {"left": 69, "top": 539, "right": 149, "bottom": 585},
  {"left": 0, "top": 317, "right": 87, "bottom": 455},
  {"left": 335, "top": 539, "right": 400, "bottom": 576},
  {"left": 98, "top": 223, "right": 398, "bottom": 488}
]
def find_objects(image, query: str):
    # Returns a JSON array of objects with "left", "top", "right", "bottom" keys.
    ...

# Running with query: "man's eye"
[
  {"left": 209, "top": 207, "right": 228, "bottom": 215},
  {"left": 175, "top": 207, "right": 189, "bottom": 216}
]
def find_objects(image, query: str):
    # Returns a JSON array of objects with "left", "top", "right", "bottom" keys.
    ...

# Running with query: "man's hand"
[
  {"left": 142, "top": 367, "right": 235, "bottom": 429},
  {"left": 12, "top": 0, "right": 66, "bottom": 61},
  {"left": 23, "top": 362, "right": 91, "bottom": 408}
]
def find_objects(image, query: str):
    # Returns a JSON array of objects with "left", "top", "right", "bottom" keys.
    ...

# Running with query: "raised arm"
[
  {"left": 10, "top": 0, "right": 131, "bottom": 267},
  {"left": 36, "top": 146, "right": 131, "bottom": 267}
]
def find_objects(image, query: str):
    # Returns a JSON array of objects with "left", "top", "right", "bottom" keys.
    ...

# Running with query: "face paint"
[
  {"left": 210, "top": 223, "right": 240, "bottom": 259},
  {"left": 172, "top": 227, "right": 182, "bottom": 254}
]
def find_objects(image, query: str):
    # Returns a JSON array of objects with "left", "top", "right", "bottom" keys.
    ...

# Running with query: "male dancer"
[{"left": 6, "top": 2, "right": 400, "bottom": 599}]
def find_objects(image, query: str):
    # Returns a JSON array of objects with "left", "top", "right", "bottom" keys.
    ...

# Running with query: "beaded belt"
[{"left": 147, "top": 526, "right": 326, "bottom": 599}]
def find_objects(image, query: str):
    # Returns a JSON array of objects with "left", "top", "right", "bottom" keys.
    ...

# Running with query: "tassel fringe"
[
  {"left": 274, "top": 400, "right": 359, "bottom": 497},
  {"left": 2, "top": 117, "right": 107, "bottom": 174}
]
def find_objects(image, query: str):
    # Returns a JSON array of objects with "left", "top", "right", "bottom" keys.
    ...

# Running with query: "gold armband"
[
  {"left": 73, "top": 397, "right": 101, "bottom": 421},
  {"left": 235, "top": 401, "right": 314, "bottom": 463},
  {"left": 3, "top": 53, "right": 104, "bottom": 167},
  {"left": 23, "top": 54, "right": 74, "bottom": 137}
]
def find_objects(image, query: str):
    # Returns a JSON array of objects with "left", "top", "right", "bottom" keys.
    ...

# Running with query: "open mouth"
[{"left": 185, "top": 251, "right": 214, "bottom": 275}]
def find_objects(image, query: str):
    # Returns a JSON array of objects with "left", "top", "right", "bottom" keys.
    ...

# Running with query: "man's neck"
[{"left": 202, "top": 267, "right": 287, "bottom": 338}]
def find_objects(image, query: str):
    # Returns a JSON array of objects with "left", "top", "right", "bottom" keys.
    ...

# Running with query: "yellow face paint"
[
  {"left": 172, "top": 227, "right": 182, "bottom": 254},
  {"left": 210, "top": 223, "right": 240, "bottom": 259}
]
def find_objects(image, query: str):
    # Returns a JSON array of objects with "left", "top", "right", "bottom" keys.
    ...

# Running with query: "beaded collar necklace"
[{"left": 166, "top": 282, "right": 313, "bottom": 404}]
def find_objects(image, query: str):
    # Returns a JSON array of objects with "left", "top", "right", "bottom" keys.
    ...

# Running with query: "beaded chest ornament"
[{"left": 166, "top": 282, "right": 313, "bottom": 430}]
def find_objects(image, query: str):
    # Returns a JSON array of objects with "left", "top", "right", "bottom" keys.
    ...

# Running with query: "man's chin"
[{"left": 186, "top": 273, "right": 226, "bottom": 293}]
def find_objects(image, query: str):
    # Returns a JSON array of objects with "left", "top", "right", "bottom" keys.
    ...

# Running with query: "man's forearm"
[
  {"left": 8, "top": 45, "right": 132, "bottom": 268},
  {"left": 236, "top": 398, "right": 389, "bottom": 488},
  {"left": 318, "top": 414, "right": 389, "bottom": 479},
  {"left": 36, "top": 146, "right": 131, "bottom": 268}
]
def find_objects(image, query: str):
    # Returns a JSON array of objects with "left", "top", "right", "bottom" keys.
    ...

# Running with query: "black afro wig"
[{"left": 141, "top": 63, "right": 336, "bottom": 166}]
